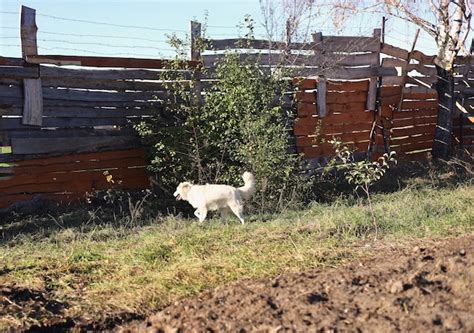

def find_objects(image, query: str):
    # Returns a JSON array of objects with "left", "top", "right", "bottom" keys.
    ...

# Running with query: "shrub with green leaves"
[{"left": 135, "top": 32, "right": 309, "bottom": 212}]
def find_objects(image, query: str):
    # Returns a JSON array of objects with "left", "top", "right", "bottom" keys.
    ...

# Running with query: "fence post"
[
  {"left": 312, "top": 31, "right": 323, "bottom": 48},
  {"left": 20, "top": 5, "right": 43, "bottom": 126},
  {"left": 190, "top": 20, "right": 202, "bottom": 106},
  {"left": 317, "top": 76, "right": 327, "bottom": 117},
  {"left": 367, "top": 29, "right": 381, "bottom": 112},
  {"left": 311, "top": 32, "right": 326, "bottom": 117},
  {"left": 432, "top": 67, "right": 454, "bottom": 158},
  {"left": 285, "top": 18, "right": 292, "bottom": 56}
]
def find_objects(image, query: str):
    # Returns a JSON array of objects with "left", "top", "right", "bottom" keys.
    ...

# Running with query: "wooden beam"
[
  {"left": 317, "top": 76, "right": 327, "bottom": 117},
  {"left": 0, "top": 57, "right": 25, "bottom": 66},
  {"left": 0, "top": 66, "right": 39, "bottom": 79},
  {"left": 366, "top": 76, "right": 377, "bottom": 111},
  {"left": 22, "top": 79, "right": 43, "bottom": 125},
  {"left": 26, "top": 54, "right": 201, "bottom": 69},
  {"left": 190, "top": 21, "right": 203, "bottom": 106},
  {"left": 20, "top": 6, "right": 38, "bottom": 58},
  {"left": 20, "top": 5, "right": 43, "bottom": 127}
]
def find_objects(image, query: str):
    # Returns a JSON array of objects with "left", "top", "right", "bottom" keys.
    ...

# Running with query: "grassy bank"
[{"left": 0, "top": 182, "right": 473, "bottom": 329}]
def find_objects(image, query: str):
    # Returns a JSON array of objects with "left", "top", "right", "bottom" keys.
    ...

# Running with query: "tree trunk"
[{"left": 432, "top": 65, "right": 454, "bottom": 159}]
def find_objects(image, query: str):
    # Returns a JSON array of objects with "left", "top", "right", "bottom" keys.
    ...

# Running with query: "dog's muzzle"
[{"left": 173, "top": 191, "right": 182, "bottom": 201}]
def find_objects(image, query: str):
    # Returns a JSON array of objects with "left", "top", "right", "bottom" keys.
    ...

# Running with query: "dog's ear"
[{"left": 181, "top": 182, "right": 192, "bottom": 190}]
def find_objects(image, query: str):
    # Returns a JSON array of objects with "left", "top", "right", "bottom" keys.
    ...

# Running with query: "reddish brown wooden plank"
[
  {"left": 326, "top": 80, "right": 369, "bottom": 92},
  {"left": 327, "top": 111, "right": 373, "bottom": 124},
  {"left": 296, "top": 90, "right": 368, "bottom": 104},
  {"left": 390, "top": 133, "right": 434, "bottom": 146},
  {"left": 403, "top": 92, "right": 437, "bottom": 100},
  {"left": 393, "top": 109, "right": 438, "bottom": 119},
  {"left": 391, "top": 125, "right": 436, "bottom": 137},
  {"left": 295, "top": 91, "right": 316, "bottom": 103},
  {"left": 380, "top": 86, "right": 402, "bottom": 97},
  {"left": 297, "top": 103, "right": 317, "bottom": 117},
  {"left": 391, "top": 141, "right": 433, "bottom": 153},
  {"left": 401, "top": 100, "right": 438, "bottom": 110},
  {"left": 392, "top": 116, "right": 438, "bottom": 128},
  {"left": 0, "top": 175, "right": 149, "bottom": 208},
  {"left": 12, "top": 157, "right": 147, "bottom": 175},
  {"left": 296, "top": 131, "right": 371, "bottom": 147},
  {"left": 327, "top": 102, "right": 367, "bottom": 113},
  {"left": 300, "top": 141, "right": 369, "bottom": 158},
  {"left": 380, "top": 96, "right": 400, "bottom": 107},
  {"left": 298, "top": 102, "right": 368, "bottom": 117},
  {"left": 294, "top": 78, "right": 316, "bottom": 89},
  {"left": 14, "top": 149, "right": 146, "bottom": 167},
  {"left": 326, "top": 91, "right": 367, "bottom": 104},
  {"left": 0, "top": 167, "right": 148, "bottom": 193},
  {"left": 294, "top": 118, "right": 372, "bottom": 136}
]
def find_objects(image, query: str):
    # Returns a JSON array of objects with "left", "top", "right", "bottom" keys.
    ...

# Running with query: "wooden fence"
[
  {"left": 0, "top": 50, "right": 202, "bottom": 209},
  {"left": 453, "top": 53, "right": 474, "bottom": 153},
  {"left": 0, "top": 7, "right": 201, "bottom": 209},
  {"left": 1, "top": 8, "right": 473, "bottom": 210}
]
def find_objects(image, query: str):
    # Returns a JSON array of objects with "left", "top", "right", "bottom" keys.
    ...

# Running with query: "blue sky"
[{"left": 0, "top": 0, "right": 439, "bottom": 59}]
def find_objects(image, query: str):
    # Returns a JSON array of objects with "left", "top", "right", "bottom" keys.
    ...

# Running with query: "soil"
[
  {"left": 0, "top": 284, "right": 141, "bottom": 332},
  {"left": 117, "top": 234, "right": 474, "bottom": 333},
  {"left": 2, "top": 234, "right": 473, "bottom": 332}
]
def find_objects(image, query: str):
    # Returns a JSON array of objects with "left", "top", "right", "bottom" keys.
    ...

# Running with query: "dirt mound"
[{"left": 117, "top": 235, "right": 474, "bottom": 332}]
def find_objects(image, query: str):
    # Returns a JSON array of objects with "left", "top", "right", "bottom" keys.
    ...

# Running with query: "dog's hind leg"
[
  {"left": 228, "top": 202, "right": 245, "bottom": 224},
  {"left": 219, "top": 208, "right": 230, "bottom": 223}
]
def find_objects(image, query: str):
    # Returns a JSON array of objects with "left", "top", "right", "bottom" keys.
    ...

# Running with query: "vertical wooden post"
[
  {"left": 285, "top": 19, "right": 292, "bottom": 49},
  {"left": 432, "top": 67, "right": 454, "bottom": 158},
  {"left": 20, "top": 5, "right": 43, "bottom": 126},
  {"left": 367, "top": 29, "right": 381, "bottom": 112},
  {"left": 284, "top": 18, "right": 292, "bottom": 63},
  {"left": 312, "top": 32, "right": 326, "bottom": 117},
  {"left": 190, "top": 20, "right": 202, "bottom": 106},
  {"left": 312, "top": 32, "right": 323, "bottom": 48},
  {"left": 317, "top": 76, "right": 327, "bottom": 117},
  {"left": 381, "top": 17, "right": 386, "bottom": 45},
  {"left": 366, "top": 77, "right": 377, "bottom": 112}
]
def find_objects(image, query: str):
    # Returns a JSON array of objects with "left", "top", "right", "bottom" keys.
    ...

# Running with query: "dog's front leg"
[{"left": 198, "top": 208, "right": 208, "bottom": 223}]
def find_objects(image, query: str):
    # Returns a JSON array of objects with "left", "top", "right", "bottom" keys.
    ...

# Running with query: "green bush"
[{"left": 135, "top": 31, "right": 311, "bottom": 212}]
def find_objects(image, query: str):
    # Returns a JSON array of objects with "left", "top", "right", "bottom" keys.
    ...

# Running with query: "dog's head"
[{"left": 173, "top": 182, "right": 192, "bottom": 201}]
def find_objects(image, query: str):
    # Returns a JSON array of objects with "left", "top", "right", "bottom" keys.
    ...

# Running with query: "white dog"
[{"left": 173, "top": 172, "right": 255, "bottom": 224}]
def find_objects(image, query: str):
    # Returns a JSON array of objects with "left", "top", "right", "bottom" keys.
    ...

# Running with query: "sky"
[{"left": 0, "top": 0, "right": 440, "bottom": 60}]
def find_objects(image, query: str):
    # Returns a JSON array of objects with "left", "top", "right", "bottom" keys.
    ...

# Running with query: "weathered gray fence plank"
[
  {"left": 22, "top": 79, "right": 43, "bottom": 126},
  {"left": 11, "top": 136, "right": 140, "bottom": 155},
  {"left": 0, "top": 67, "right": 39, "bottom": 79}
]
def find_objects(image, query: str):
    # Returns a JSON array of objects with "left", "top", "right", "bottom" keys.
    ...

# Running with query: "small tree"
[{"left": 330, "top": 139, "right": 397, "bottom": 239}]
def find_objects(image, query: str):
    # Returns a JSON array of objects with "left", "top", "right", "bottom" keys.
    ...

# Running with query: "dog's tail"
[{"left": 237, "top": 172, "right": 256, "bottom": 201}]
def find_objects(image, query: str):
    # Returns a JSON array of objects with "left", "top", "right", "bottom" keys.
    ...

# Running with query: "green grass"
[{"left": 0, "top": 182, "right": 473, "bottom": 327}]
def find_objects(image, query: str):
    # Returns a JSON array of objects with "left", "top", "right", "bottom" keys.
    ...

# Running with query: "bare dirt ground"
[
  {"left": 117, "top": 234, "right": 474, "bottom": 333},
  {"left": 1, "top": 234, "right": 472, "bottom": 332}
]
